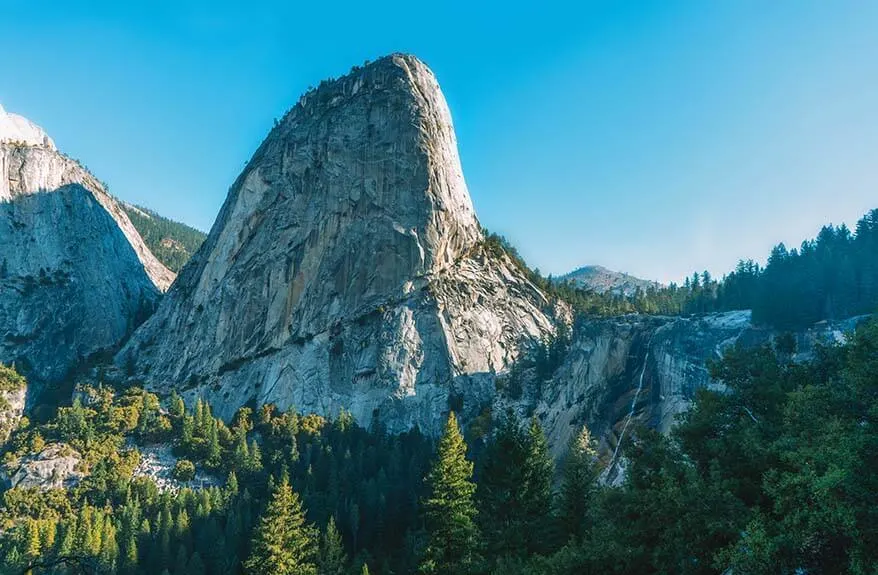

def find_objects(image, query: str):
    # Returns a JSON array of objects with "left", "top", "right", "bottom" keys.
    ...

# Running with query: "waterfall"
[{"left": 602, "top": 336, "right": 652, "bottom": 483}]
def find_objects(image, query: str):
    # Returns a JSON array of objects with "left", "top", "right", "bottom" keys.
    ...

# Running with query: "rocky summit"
[
  {"left": 0, "top": 105, "right": 173, "bottom": 392},
  {"left": 118, "top": 54, "right": 556, "bottom": 434}
]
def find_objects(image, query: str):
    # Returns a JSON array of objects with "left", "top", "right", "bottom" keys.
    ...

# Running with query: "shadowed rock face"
[
  {"left": 119, "top": 54, "right": 555, "bottom": 435},
  {"left": 529, "top": 311, "right": 867, "bottom": 461},
  {"left": 0, "top": 107, "right": 174, "bottom": 391}
]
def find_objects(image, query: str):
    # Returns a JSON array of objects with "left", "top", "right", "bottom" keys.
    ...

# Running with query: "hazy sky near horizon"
[{"left": 1, "top": 1, "right": 876, "bottom": 283}]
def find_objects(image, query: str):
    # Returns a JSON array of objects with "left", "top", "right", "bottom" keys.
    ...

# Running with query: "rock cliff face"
[
  {"left": 119, "top": 54, "right": 555, "bottom": 435},
  {"left": 0, "top": 105, "right": 174, "bottom": 391},
  {"left": 530, "top": 311, "right": 866, "bottom": 460}
]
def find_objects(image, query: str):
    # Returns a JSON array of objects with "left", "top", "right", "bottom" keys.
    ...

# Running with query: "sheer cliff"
[
  {"left": 0, "top": 105, "right": 173, "bottom": 390},
  {"left": 118, "top": 54, "right": 556, "bottom": 435}
]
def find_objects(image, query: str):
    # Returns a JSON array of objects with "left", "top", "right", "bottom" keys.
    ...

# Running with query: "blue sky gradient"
[{"left": 1, "top": 1, "right": 876, "bottom": 283}]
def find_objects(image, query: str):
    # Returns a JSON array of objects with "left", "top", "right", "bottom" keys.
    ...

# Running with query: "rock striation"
[
  {"left": 119, "top": 54, "right": 556, "bottom": 435},
  {"left": 0, "top": 105, "right": 174, "bottom": 392}
]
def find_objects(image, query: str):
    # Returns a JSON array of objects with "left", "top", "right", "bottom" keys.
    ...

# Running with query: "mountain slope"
[
  {"left": 0, "top": 104, "right": 173, "bottom": 390},
  {"left": 122, "top": 204, "right": 206, "bottom": 272},
  {"left": 118, "top": 54, "right": 556, "bottom": 434},
  {"left": 559, "top": 264, "right": 660, "bottom": 296}
]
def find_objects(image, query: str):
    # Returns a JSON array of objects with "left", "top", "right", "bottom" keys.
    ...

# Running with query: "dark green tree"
[
  {"left": 318, "top": 516, "right": 347, "bottom": 575},
  {"left": 245, "top": 475, "right": 318, "bottom": 575},
  {"left": 559, "top": 425, "right": 599, "bottom": 541},
  {"left": 419, "top": 411, "right": 480, "bottom": 574}
]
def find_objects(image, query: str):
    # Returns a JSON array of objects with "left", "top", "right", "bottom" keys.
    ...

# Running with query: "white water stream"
[{"left": 603, "top": 337, "right": 652, "bottom": 482}]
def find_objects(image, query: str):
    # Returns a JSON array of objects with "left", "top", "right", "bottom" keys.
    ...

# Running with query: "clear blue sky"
[{"left": 2, "top": 1, "right": 876, "bottom": 283}]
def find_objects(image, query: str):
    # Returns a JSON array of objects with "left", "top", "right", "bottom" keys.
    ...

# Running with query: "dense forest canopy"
[
  {"left": 2, "top": 314, "right": 878, "bottom": 573},
  {"left": 122, "top": 205, "right": 207, "bottom": 273}
]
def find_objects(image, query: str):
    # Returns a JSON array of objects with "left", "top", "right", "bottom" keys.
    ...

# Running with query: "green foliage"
[
  {"left": 172, "top": 459, "right": 196, "bottom": 482},
  {"left": 477, "top": 410, "right": 557, "bottom": 565},
  {"left": 122, "top": 204, "right": 206, "bottom": 273},
  {"left": 5, "top": 317, "right": 878, "bottom": 573},
  {"left": 420, "top": 412, "right": 480, "bottom": 575},
  {"left": 558, "top": 426, "right": 598, "bottom": 541},
  {"left": 245, "top": 475, "right": 318, "bottom": 575},
  {"left": 318, "top": 516, "right": 347, "bottom": 575},
  {"left": 486, "top": 207, "right": 878, "bottom": 331},
  {"left": 0, "top": 363, "right": 26, "bottom": 393}
]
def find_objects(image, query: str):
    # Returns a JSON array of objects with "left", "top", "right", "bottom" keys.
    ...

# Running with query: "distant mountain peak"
[{"left": 560, "top": 265, "right": 661, "bottom": 296}]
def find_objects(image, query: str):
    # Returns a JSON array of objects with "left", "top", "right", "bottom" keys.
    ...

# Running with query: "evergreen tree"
[
  {"left": 478, "top": 409, "right": 529, "bottom": 559},
  {"left": 245, "top": 475, "right": 318, "bottom": 575},
  {"left": 522, "top": 417, "right": 555, "bottom": 554},
  {"left": 169, "top": 391, "right": 185, "bottom": 420},
  {"left": 318, "top": 516, "right": 347, "bottom": 575},
  {"left": 559, "top": 425, "right": 599, "bottom": 541},
  {"left": 419, "top": 411, "right": 480, "bottom": 574}
]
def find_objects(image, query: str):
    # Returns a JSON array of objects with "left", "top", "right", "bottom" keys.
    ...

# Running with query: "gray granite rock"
[
  {"left": 118, "top": 54, "right": 556, "bottom": 435},
  {"left": 0, "top": 385, "right": 26, "bottom": 444},
  {"left": 528, "top": 311, "right": 868, "bottom": 461},
  {"left": 0, "top": 106, "right": 174, "bottom": 392},
  {"left": 1, "top": 443, "right": 83, "bottom": 490}
]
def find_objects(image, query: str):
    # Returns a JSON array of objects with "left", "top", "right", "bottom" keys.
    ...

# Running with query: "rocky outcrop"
[
  {"left": 119, "top": 54, "right": 555, "bottom": 435},
  {"left": 0, "top": 443, "right": 84, "bottom": 490},
  {"left": 530, "top": 311, "right": 867, "bottom": 459},
  {"left": 0, "top": 103, "right": 55, "bottom": 150},
  {"left": 0, "top": 105, "right": 174, "bottom": 392},
  {"left": 132, "top": 444, "right": 219, "bottom": 492}
]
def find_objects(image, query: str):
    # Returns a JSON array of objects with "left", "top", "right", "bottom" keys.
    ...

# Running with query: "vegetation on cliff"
[{"left": 122, "top": 204, "right": 206, "bottom": 273}]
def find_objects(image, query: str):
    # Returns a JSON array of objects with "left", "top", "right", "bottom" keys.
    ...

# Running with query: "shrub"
[{"left": 173, "top": 459, "right": 196, "bottom": 482}]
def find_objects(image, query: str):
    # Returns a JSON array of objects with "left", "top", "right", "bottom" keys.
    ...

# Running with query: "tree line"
[{"left": 487, "top": 207, "right": 878, "bottom": 329}]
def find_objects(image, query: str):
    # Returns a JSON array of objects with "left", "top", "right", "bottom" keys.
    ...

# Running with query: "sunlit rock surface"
[
  {"left": 0, "top": 443, "right": 84, "bottom": 490},
  {"left": 119, "top": 54, "right": 555, "bottom": 435}
]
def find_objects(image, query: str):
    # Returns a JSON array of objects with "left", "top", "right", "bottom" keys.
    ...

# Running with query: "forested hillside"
[
  {"left": 122, "top": 205, "right": 206, "bottom": 273},
  {"left": 526, "top": 208, "right": 878, "bottom": 329},
  {"left": 2, "top": 317, "right": 877, "bottom": 573}
]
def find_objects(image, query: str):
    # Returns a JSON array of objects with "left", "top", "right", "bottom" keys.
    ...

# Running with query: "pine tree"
[
  {"left": 478, "top": 409, "right": 528, "bottom": 559},
  {"left": 225, "top": 471, "right": 240, "bottom": 503},
  {"left": 522, "top": 417, "right": 555, "bottom": 554},
  {"left": 122, "top": 534, "right": 138, "bottom": 574},
  {"left": 248, "top": 439, "right": 264, "bottom": 473},
  {"left": 419, "top": 411, "right": 480, "bottom": 574},
  {"left": 245, "top": 475, "right": 318, "bottom": 575},
  {"left": 188, "top": 551, "right": 207, "bottom": 575},
  {"left": 25, "top": 519, "right": 41, "bottom": 562},
  {"left": 99, "top": 516, "right": 118, "bottom": 570},
  {"left": 318, "top": 516, "right": 347, "bottom": 575},
  {"left": 206, "top": 419, "right": 222, "bottom": 468},
  {"left": 559, "top": 425, "right": 599, "bottom": 541},
  {"left": 169, "top": 391, "right": 185, "bottom": 420}
]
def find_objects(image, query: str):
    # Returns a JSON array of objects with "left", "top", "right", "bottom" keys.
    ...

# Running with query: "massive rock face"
[
  {"left": 119, "top": 54, "right": 555, "bottom": 435},
  {"left": 0, "top": 105, "right": 174, "bottom": 391}
]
